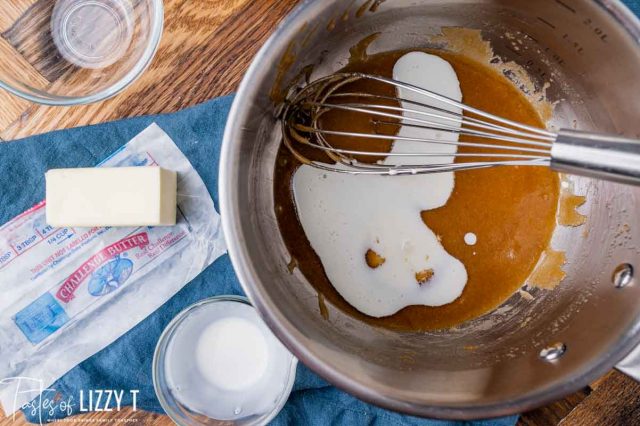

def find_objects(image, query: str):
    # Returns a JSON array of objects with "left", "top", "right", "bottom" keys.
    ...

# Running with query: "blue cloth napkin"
[{"left": 0, "top": 96, "right": 516, "bottom": 425}]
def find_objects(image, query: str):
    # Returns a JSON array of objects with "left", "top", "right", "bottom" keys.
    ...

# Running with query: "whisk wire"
[
  {"left": 282, "top": 72, "right": 557, "bottom": 176},
  {"left": 322, "top": 92, "right": 556, "bottom": 143},
  {"left": 293, "top": 125, "right": 551, "bottom": 156},
  {"left": 355, "top": 73, "right": 555, "bottom": 137},
  {"left": 303, "top": 102, "right": 553, "bottom": 148}
]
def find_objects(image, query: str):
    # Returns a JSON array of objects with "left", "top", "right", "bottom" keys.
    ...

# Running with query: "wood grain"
[
  {"left": 518, "top": 388, "right": 591, "bottom": 426},
  {"left": 0, "top": 0, "right": 299, "bottom": 140},
  {"left": 0, "top": 0, "right": 36, "bottom": 32},
  {"left": 0, "top": 37, "right": 47, "bottom": 128},
  {"left": 0, "top": 0, "right": 639, "bottom": 425},
  {"left": 559, "top": 371, "right": 640, "bottom": 426},
  {"left": 3, "top": 0, "right": 70, "bottom": 82}
]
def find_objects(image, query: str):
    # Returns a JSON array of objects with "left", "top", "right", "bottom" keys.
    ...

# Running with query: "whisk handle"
[{"left": 551, "top": 129, "right": 640, "bottom": 185}]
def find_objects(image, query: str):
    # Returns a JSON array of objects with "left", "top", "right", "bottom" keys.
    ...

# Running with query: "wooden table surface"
[{"left": 0, "top": 0, "right": 639, "bottom": 424}]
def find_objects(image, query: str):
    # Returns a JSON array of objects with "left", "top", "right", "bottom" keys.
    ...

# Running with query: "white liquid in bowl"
[{"left": 163, "top": 300, "right": 296, "bottom": 421}]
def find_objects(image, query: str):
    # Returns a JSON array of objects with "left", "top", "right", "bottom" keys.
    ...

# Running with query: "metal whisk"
[{"left": 282, "top": 72, "right": 640, "bottom": 185}]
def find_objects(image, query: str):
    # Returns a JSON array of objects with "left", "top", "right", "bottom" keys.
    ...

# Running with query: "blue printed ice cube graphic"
[
  {"left": 14, "top": 293, "right": 70, "bottom": 344},
  {"left": 88, "top": 257, "right": 134, "bottom": 297}
]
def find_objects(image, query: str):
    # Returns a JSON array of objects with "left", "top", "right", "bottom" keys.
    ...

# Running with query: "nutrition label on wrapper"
[{"left": 0, "top": 124, "right": 226, "bottom": 414}]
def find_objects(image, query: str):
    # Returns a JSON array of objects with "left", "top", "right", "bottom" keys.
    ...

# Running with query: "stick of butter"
[{"left": 46, "top": 167, "right": 177, "bottom": 227}]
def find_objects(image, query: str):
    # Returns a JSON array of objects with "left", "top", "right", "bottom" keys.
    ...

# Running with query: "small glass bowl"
[
  {"left": 153, "top": 296, "right": 298, "bottom": 426},
  {"left": 0, "top": 0, "right": 163, "bottom": 105}
]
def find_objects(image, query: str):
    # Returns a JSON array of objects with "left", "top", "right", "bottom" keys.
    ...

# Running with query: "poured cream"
[
  {"left": 464, "top": 232, "right": 477, "bottom": 246},
  {"left": 292, "top": 52, "right": 468, "bottom": 318}
]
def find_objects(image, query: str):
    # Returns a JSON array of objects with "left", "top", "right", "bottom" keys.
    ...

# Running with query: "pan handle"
[{"left": 551, "top": 129, "right": 640, "bottom": 186}]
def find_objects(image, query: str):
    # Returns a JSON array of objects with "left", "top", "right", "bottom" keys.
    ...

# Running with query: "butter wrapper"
[{"left": 0, "top": 123, "right": 226, "bottom": 413}]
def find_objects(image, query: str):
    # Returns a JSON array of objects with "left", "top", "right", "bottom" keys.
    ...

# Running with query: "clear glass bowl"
[
  {"left": 153, "top": 296, "right": 298, "bottom": 426},
  {"left": 0, "top": 0, "right": 163, "bottom": 105}
]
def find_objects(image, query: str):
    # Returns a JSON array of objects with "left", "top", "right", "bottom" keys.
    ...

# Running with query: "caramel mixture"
[{"left": 274, "top": 50, "right": 560, "bottom": 331}]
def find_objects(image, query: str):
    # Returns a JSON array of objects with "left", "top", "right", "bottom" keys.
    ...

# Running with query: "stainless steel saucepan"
[{"left": 220, "top": 0, "right": 640, "bottom": 419}]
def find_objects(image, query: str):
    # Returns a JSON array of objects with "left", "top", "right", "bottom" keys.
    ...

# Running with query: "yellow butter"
[{"left": 46, "top": 167, "right": 177, "bottom": 227}]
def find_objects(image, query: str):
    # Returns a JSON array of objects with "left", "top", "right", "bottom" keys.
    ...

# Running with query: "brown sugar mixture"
[{"left": 274, "top": 49, "right": 560, "bottom": 331}]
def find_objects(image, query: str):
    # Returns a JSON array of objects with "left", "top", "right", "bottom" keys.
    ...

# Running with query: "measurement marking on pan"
[
  {"left": 504, "top": 45, "right": 522, "bottom": 57},
  {"left": 541, "top": 46, "right": 565, "bottom": 66},
  {"left": 524, "top": 59, "right": 547, "bottom": 79},
  {"left": 537, "top": 17, "right": 556, "bottom": 29},
  {"left": 555, "top": 0, "right": 576, "bottom": 13},
  {"left": 583, "top": 18, "right": 609, "bottom": 42},
  {"left": 562, "top": 33, "right": 584, "bottom": 54}
]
